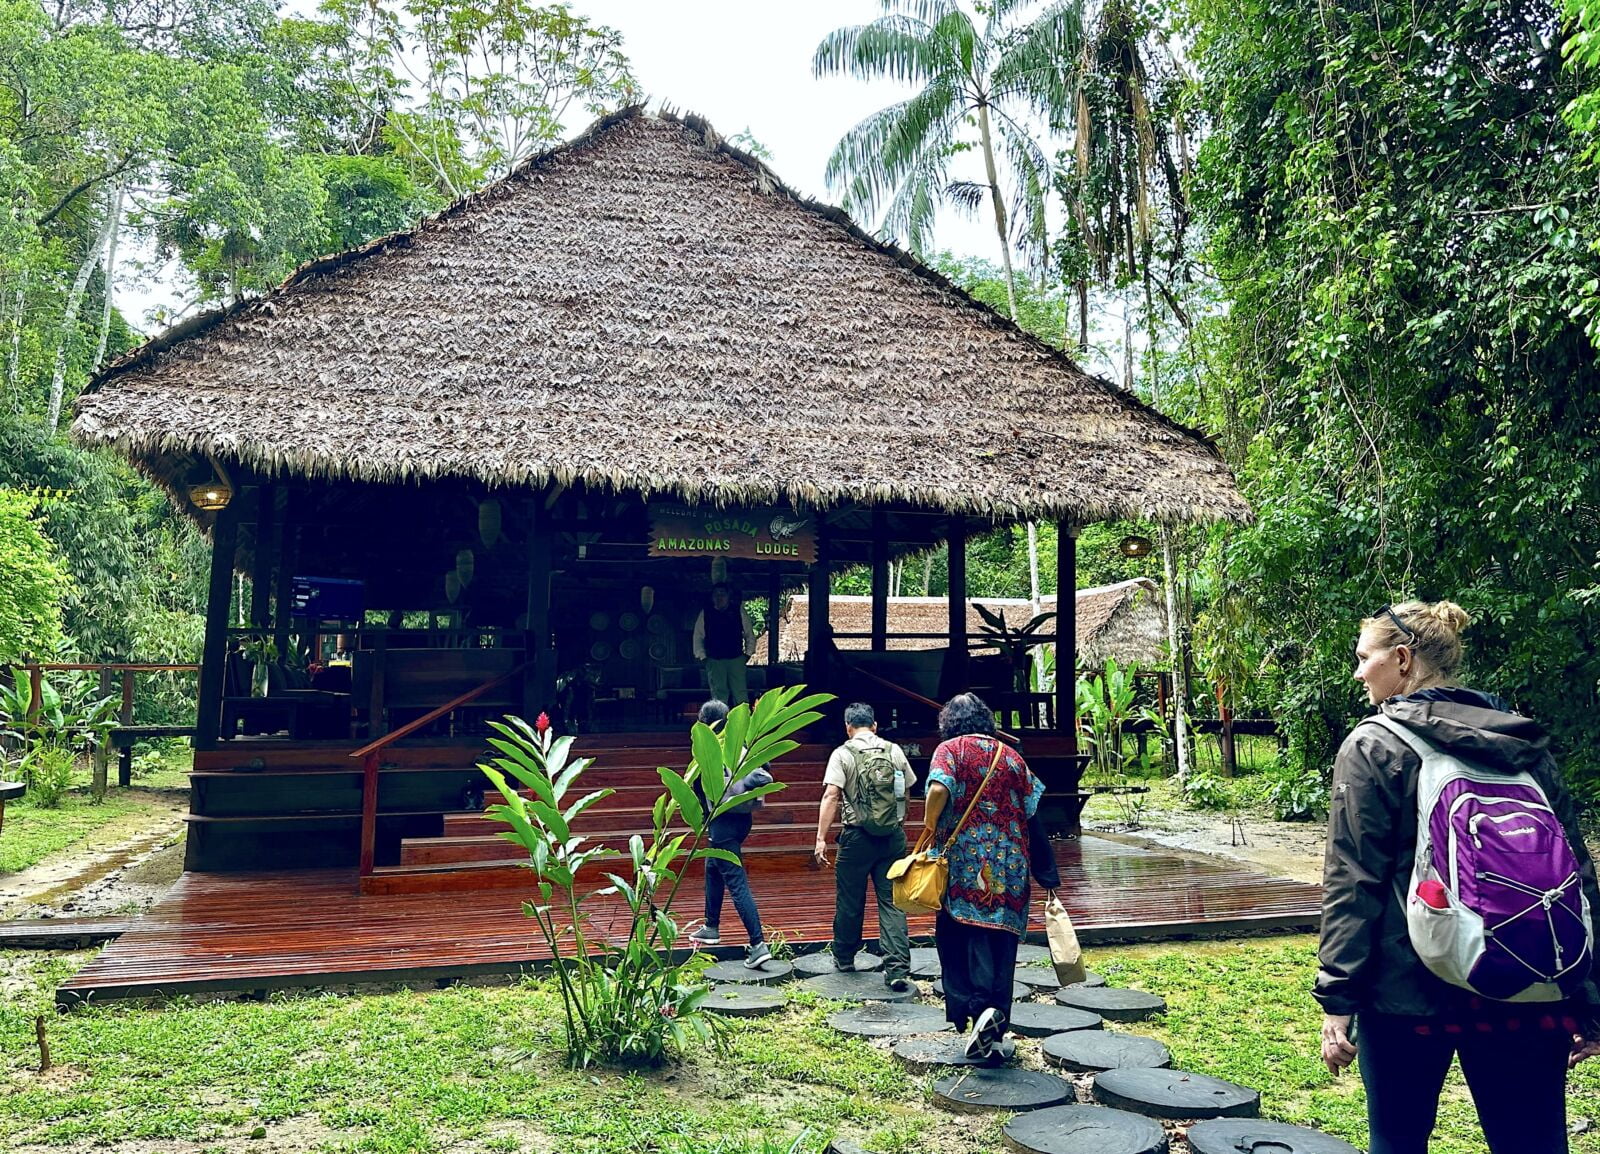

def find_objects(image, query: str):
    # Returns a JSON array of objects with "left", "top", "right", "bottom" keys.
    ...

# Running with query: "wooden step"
[{"left": 440, "top": 798, "right": 927, "bottom": 839}]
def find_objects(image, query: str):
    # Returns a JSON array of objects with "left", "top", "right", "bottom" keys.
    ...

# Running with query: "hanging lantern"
[
  {"left": 640, "top": 585, "right": 655, "bottom": 614},
  {"left": 477, "top": 499, "right": 501, "bottom": 548},
  {"left": 187, "top": 481, "right": 232, "bottom": 511},
  {"left": 455, "top": 548, "right": 476, "bottom": 587},
  {"left": 1118, "top": 535, "right": 1155, "bottom": 558},
  {"left": 445, "top": 572, "right": 462, "bottom": 603}
]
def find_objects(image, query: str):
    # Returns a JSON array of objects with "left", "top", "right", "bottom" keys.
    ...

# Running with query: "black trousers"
[
  {"left": 1357, "top": 1010, "right": 1573, "bottom": 1154},
  {"left": 831, "top": 825, "right": 910, "bottom": 978},
  {"left": 934, "top": 908, "right": 1020, "bottom": 1032}
]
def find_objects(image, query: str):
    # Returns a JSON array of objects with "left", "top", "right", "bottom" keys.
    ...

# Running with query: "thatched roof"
[
  {"left": 765, "top": 579, "right": 1168, "bottom": 668},
  {"left": 75, "top": 107, "right": 1248, "bottom": 526}
]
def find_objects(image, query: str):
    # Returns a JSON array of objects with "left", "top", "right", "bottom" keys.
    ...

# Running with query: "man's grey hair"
[{"left": 843, "top": 701, "right": 876, "bottom": 729}]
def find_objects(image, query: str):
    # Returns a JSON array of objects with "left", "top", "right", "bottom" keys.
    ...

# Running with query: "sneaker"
[
  {"left": 833, "top": 956, "right": 857, "bottom": 973},
  {"left": 963, "top": 1007, "right": 1004, "bottom": 1060},
  {"left": 688, "top": 925, "right": 720, "bottom": 946},
  {"left": 744, "top": 942, "right": 773, "bottom": 969},
  {"left": 983, "top": 1036, "right": 1016, "bottom": 1065},
  {"left": 884, "top": 975, "right": 911, "bottom": 993}
]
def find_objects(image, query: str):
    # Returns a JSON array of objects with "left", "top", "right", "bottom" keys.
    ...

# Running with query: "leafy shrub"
[
  {"left": 1267, "top": 766, "right": 1328, "bottom": 822},
  {"left": 483, "top": 685, "right": 825, "bottom": 1068},
  {"left": 1183, "top": 771, "right": 1235, "bottom": 811},
  {"left": 21, "top": 741, "right": 76, "bottom": 807}
]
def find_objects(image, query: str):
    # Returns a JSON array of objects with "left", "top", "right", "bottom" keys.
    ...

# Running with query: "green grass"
[
  {"left": 4, "top": 936, "right": 1596, "bottom": 1152},
  {"left": 0, "top": 791, "right": 160, "bottom": 874}
]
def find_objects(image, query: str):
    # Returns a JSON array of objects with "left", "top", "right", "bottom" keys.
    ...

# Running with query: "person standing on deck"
[
  {"left": 693, "top": 583, "right": 756, "bottom": 705},
  {"left": 813, "top": 702, "right": 915, "bottom": 991},
  {"left": 688, "top": 699, "right": 773, "bottom": 968}
]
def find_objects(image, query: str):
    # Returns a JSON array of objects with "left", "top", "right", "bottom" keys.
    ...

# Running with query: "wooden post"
[
  {"left": 804, "top": 519, "right": 830, "bottom": 690},
  {"left": 944, "top": 517, "right": 968, "bottom": 695},
  {"left": 250, "top": 482, "right": 275, "bottom": 632},
  {"left": 367, "top": 631, "right": 389, "bottom": 738},
  {"left": 271, "top": 490, "right": 295, "bottom": 663},
  {"left": 870, "top": 509, "right": 889, "bottom": 652},
  {"left": 118, "top": 671, "right": 135, "bottom": 787},
  {"left": 524, "top": 497, "right": 554, "bottom": 720},
  {"left": 26, "top": 663, "right": 41, "bottom": 729},
  {"left": 358, "top": 750, "right": 379, "bottom": 876},
  {"left": 92, "top": 666, "right": 111, "bottom": 800},
  {"left": 194, "top": 503, "right": 240, "bottom": 749},
  {"left": 1056, "top": 522, "right": 1078, "bottom": 750},
  {"left": 767, "top": 569, "right": 782, "bottom": 668}
]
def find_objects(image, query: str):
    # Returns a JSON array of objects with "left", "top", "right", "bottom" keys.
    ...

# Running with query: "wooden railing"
[
  {"left": 347, "top": 662, "right": 529, "bottom": 877},
  {"left": 839, "top": 658, "right": 1020, "bottom": 745}
]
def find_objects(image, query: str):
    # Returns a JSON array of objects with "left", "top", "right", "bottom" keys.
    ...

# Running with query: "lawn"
[{"left": 3, "top": 935, "right": 1596, "bottom": 1153}]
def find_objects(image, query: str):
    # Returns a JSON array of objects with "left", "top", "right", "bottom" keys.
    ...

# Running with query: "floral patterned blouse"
[{"left": 927, "top": 734, "right": 1046, "bottom": 937}]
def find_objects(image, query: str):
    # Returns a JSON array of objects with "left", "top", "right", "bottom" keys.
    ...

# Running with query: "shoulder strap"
[
  {"left": 1363, "top": 712, "right": 1435, "bottom": 759},
  {"left": 942, "top": 741, "right": 1007, "bottom": 853}
]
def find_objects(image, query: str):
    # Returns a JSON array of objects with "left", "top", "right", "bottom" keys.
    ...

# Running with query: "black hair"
[
  {"left": 697, "top": 699, "right": 729, "bottom": 726},
  {"left": 938, "top": 693, "right": 996, "bottom": 740},
  {"left": 843, "top": 701, "right": 876, "bottom": 729},
  {"left": 711, "top": 582, "right": 732, "bottom": 594}
]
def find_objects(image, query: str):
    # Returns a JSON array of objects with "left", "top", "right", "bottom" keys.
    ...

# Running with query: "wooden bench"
[
  {"left": 0, "top": 779, "right": 24, "bottom": 837},
  {"left": 109, "top": 725, "right": 195, "bottom": 787}
]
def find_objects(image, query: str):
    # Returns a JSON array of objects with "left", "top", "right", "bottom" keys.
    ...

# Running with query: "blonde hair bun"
[{"left": 1421, "top": 600, "right": 1471, "bottom": 636}]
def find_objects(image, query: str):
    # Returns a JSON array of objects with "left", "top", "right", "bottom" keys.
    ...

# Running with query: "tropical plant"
[
  {"left": 0, "top": 664, "right": 118, "bottom": 756},
  {"left": 973, "top": 604, "right": 1055, "bottom": 692},
  {"left": 18, "top": 740, "right": 76, "bottom": 808},
  {"left": 1075, "top": 658, "right": 1156, "bottom": 826},
  {"left": 481, "top": 685, "right": 827, "bottom": 1068},
  {"left": 0, "top": 489, "right": 70, "bottom": 666}
]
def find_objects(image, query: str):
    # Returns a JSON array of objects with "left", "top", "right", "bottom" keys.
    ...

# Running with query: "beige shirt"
[{"left": 824, "top": 731, "right": 917, "bottom": 827}]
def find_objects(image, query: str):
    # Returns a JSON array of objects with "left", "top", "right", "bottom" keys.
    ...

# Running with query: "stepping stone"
[
  {"left": 1186, "top": 1119, "right": 1360, "bottom": 1154},
  {"left": 1001, "top": 1104, "right": 1170, "bottom": 1154},
  {"left": 910, "top": 947, "right": 941, "bottom": 978},
  {"left": 889, "top": 1035, "right": 1000, "bottom": 1073},
  {"left": 1008, "top": 1002, "right": 1103, "bottom": 1038},
  {"left": 932, "top": 977, "right": 1030, "bottom": 1002},
  {"left": 1017, "top": 943, "right": 1052, "bottom": 966},
  {"left": 1054, "top": 987, "right": 1166, "bottom": 1022},
  {"left": 703, "top": 984, "right": 787, "bottom": 1017},
  {"left": 828, "top": 1002, "right": 951, "bottom": 1037},
  {"left": 793, "top": 950, "right": 884, "bottom": 976},
  {"left": 933, "top": 1066, "right": 1074, "bottom": 1114},
  {"left": 1092, "top": 1068, "right": 1260, "bottom": 1120},
  {"left": 1042, "top": 1031, "right": 1172, "bottom": 1073},
  {"left": 1063, "top": 970, "right": 1106, "bottom": 989},
  {"left": 798, "top": 971, "right": 916, "bottom": 1003},
  {"left": 1017, "top": 965, "right": 1105, "bottom": 991},
  {"left": 702, "top": 958, "right": 794, "bottom": 986}
]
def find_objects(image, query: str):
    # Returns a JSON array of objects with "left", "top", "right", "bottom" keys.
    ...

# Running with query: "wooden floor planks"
[{"left": 56, "top": 836, "right": 1321, "bottom": 1004}]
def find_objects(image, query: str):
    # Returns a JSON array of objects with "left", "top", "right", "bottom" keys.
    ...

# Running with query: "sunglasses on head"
[{"left": 1377, "top": 604, "right": 1418, "bottom": 647}]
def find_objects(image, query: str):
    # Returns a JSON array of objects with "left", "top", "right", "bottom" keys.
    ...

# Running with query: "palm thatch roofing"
[
  {"left": 74, "top": 107, "right": 1248, "bottom": 526},
  {"left": 765, "top": 578, "right": 1168, "bottom": 668}
]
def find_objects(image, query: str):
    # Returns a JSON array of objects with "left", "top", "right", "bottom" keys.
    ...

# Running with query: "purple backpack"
[{"left": 1369, "top": 714, "right": 1593, "bottom": 1001}]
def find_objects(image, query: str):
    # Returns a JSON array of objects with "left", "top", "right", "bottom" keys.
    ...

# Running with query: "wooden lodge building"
[{"left": 60, "top": 111, "right": 1298, "bottom": 999}]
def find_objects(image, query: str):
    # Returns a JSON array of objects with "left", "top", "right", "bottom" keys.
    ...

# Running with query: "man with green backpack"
[{"left": 814, "top": 702, "right": 917, "bottom": 990}]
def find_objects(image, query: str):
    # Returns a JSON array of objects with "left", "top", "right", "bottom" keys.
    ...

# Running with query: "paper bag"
[{"left": 1045, "top": 895, "right": 1087, "bottom": 986}]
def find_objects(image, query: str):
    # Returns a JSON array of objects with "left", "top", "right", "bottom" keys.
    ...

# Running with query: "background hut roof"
[
  {"left": 766, "top": 579, "right": 1168, "bottom": 667},
  {"left": 75, "top": 108, "right": 1248, "bottom": 526}
]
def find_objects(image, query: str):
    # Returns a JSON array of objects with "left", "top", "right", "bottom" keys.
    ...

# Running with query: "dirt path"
[
  {"left": 0, "top": 792, "right": 187, "bottom": 919},
  {"left": 1087, "top": 802, "right": 1327, "bottom": 885}
]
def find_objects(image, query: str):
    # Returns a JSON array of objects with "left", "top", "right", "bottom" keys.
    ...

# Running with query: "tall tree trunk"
[
  {"left": 93, "top": 184, "right": 124, "bottom": 370},
  {"left": 922, "top": 552, "right": 934, "bottom": 596},
  {"left": 46, "top": 206, "right": 115, "bottom": 435},
  {"left": 976, "top": 102, "right": 1020, "bottom": 324},
  {"left": 1162, "top": 530, "right": 1192, "bottom": 780},
  {"left": 4, "top": 269, "right": 26, "bottom": 412}
]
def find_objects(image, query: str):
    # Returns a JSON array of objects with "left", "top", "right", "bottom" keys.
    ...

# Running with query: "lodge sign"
[{"left": 647, "top": 505, "right": 816, "bottom": 563}]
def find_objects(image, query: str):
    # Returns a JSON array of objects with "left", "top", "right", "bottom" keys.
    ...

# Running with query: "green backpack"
[{"left": 848, "top": 743, "right": 904, "bottom": 835}]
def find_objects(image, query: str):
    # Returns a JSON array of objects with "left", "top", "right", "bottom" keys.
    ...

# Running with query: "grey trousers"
[
  {"left": 705, "top": 657, "right": 748, "bottom": 705},
  {"left": 832, "top": 824, "right": 910, "bottom": 978}
]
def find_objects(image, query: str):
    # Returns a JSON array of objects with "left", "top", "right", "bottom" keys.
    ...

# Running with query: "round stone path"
[
  {"left": 827, "top": 1002, "right": 951, "bottom": 1037},
  {"left": 1092, "top": 1068, "right": 1260, "bottom": 1119},
  {"left": 1016, "top": 943, "right": 1052, "bottom": 965},
  {"left": 793, "top": 950, "right": 884, "bottom": 976},
  {"left": 889, "top": 1035, "right": 1000, "bottom": 1073},
  {"left": 1053, "top": 986, "right": 1166, "bottom": 1022},
  {"left": 702, "top": 959, "right": 794, "bottom": 986},
  {"left": 1042, "top": 1031, "right": 1172, "bottom": 1073},
  {"left": 933, "top": 1066, "right": 1075, "bottom": 1114},
  {"left": 1062, "top": 971, "right": 1107, "bottom": 989},
  {"left": 797, "top": 970, "right": 917, "bottom": 1002},
  {"left": 910, "top": 947, "right": 941, "bottom": 978},
  {"left": 1001, "top": 1104, "right": 1170, "bottom": 1154},
  {"left": 933, "top": 977, "right": 1030, "bottom": 1002},
  {"left": 1015, "top": 966, "right": 1106, "bottom": 990},
  {"left": 1008, "top": 1002, "right": 1103, "bottom": 1038},
  {"left": 1186, "top": 1119, "right": 1360, "bottom": 1154},
  {"left": 702, "top": 984, "right": 788, "bottom": 1017}
]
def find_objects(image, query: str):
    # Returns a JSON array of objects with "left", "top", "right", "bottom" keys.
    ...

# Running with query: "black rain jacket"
[{"left": 1313, "top": 690, "right": 1600, "bottom": 1027}]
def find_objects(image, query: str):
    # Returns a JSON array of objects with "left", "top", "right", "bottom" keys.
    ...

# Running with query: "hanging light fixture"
[
  {"left": 1118, "top": 534, "right": 1155, "bottom": 558},
  {"left": 477, "top": 499, "right": 502, "bottom": 548},
  {"left": 187, "top": 456, "right": 234, "bottom": 511}
]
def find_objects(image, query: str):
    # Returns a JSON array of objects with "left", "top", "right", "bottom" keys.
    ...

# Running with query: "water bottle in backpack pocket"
[{"left": 1369, "top": 714, "right": 1594, "bottom": 1001}]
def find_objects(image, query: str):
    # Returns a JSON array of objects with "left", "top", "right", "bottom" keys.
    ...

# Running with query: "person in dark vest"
[{"left": 692, "top": 583, "right": 756, "bottom": 705}]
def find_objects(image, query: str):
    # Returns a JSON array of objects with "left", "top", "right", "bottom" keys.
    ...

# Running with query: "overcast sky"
[{"left": 122, "top": 0, "right": 1006, "bottom": 327}]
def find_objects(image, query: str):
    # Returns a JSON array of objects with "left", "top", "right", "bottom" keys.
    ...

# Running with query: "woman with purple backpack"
[{"left": 1316, "top": 599, "right": 1600, "bottom": 1154}]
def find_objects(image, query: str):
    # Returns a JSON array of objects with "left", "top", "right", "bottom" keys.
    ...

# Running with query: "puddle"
[{"left": 1, "top": 801, "right": 187, "bottom": 918}]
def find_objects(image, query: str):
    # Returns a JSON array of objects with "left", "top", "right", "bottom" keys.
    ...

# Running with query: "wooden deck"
[{"left": 56, "top": 837, "right": 1321, "bottom": 1005}]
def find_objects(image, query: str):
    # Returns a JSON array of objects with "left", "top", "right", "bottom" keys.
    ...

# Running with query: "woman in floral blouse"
[{"left": 923, "top": 693, "right": 1060, "bottom": 1061}]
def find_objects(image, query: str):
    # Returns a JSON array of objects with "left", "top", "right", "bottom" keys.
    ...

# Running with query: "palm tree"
[{"left": 814, "top": 0, "right": 1079, "bottom": 322}]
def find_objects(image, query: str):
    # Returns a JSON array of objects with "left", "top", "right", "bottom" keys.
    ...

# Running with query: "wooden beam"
[
  {"left": 271, "top": 488, "right": 294, "bottom": 660},
  {"left": 249, "top": 483, "right": 275, "bottom": 631},
  {"left": 869, "top": 509, "right": 889, "bottom": 652},
  {"left": 1057, "top": 522, "right": 1079, "bottom": 748},
  {"left": 804, "top": 519, "right": 830, "bottom": 689},
  {"left": 524, "top": 496, "right": 555, "bottom": 720},
  {"left": 945, "top": 518, "right": 968, "bottom": 694},
  {"left": 767, "top": 569, "right": 782, "bottom": 667},
  {"left": 194, "top": 504, "right": 240, "bottom": 749}
]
